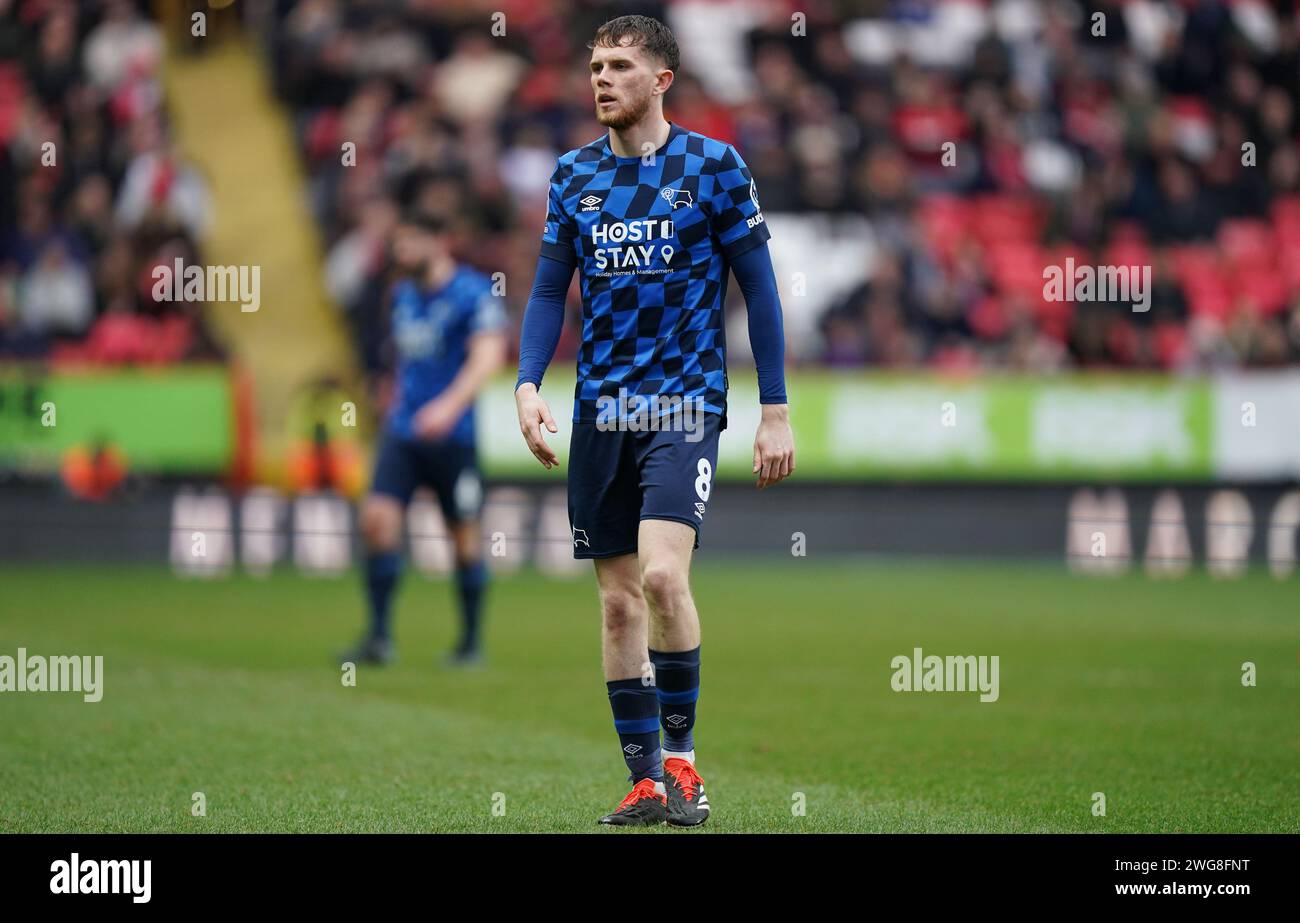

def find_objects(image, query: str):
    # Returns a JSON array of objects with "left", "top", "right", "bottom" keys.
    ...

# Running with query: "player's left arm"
[
  {"left": 707, "top": 144, "right": 794, "bottom": 489},
  {"left": 732, "top": 242, "right": 794, "bottom": 489},
  {"left": 412, "top": 293, "right": 508, "bottom": 440}
]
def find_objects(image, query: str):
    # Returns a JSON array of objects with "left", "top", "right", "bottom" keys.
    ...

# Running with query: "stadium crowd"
[
  {"left": 5, "top": 0, "right": 1300, "bottom": 374},
  {"left": 266, "top": 0, "right": 1300, "bottom": 377},
  {"left": 0, "top": 0, "right": 222, "bottom": 364}
]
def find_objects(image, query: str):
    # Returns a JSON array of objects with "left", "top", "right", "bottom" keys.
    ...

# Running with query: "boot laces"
[{"left": 665, "top": 759, "right": 703, "bottom": 802}]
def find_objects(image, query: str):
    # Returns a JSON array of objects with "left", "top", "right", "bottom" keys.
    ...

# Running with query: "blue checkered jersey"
[
  {"left": 387, "top": 265, "right": 507, "bottom": 445},
  {"left": 540, "top": 122, "right": 771, "bottom": 422}
]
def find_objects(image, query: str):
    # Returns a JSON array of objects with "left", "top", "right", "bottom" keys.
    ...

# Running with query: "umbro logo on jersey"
[
  {"left": 660, "top": 187, "right": 694, "bottom": 209},
  {"left": 573, "top": 528, "right": 590, "bottom": 547},
  {"left": 694, "top": 502, "right": 706, "bottom": 520},
  {"left": 666, "top": 714, "right": 687, "bottom": 727},
  {"left": 623, "top": 743, "right": 643, "bottom": 756},
  {"left": 580, "top": 195, "right": 603, "bottom": 211}
]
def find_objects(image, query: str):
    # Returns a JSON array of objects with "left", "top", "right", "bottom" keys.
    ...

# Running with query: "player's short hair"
[{"left": 588, "top": 15, "right": 680, "bottom": 73}]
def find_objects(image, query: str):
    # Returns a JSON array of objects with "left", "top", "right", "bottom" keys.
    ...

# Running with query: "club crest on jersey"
[
  {"left": 579, "top": 194, "right": 603, "bottom": 212},
  {"left": 660, "top": 187, "right": 694, "bottom": 209}
]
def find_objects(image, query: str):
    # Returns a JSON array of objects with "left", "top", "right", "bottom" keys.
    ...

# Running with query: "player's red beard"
[{"left": 595, "top": 89, "right": 653, "bottom": 130}]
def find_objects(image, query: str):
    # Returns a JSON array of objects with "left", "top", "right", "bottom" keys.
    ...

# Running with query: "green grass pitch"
[{"left": 1, "top": 560, "right": 1296, "bottom": 833}]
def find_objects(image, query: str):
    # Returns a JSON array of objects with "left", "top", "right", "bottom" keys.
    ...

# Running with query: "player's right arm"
[
  {"left": 515, "top": 160, "right": 578, "bottom": 469},
  {"left": 515, "top": 256, "right": 573, "bottom": 468}
]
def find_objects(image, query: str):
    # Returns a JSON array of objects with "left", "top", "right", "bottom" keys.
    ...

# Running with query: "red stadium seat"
[
  {"left": 1103, "top": 238, "right": 1153, "bottom": 273},
  {"left": 1218, "top": 219, "right": 1277, "bottom": 275},
  {"left": 1278, "top": 247, "right": 1300, "bottom": 291},
  {"left": 973, "top": 194, "right": 1042, "bottom": 246},
  {"left": 988, "top": 241, "right": 1046, "bottom": 297},
  {"left": 1167, "top": 245, "right": 1229, "bottom": 318},
  {"left": 1271, "top": 195, "right": 1300, "bottom": 233},
  {"left": 918, "top": 196, "right": 973, "bottom": 263},
  {"left": 1236, "top": 271, "right": 1289, "bottom": 315}
]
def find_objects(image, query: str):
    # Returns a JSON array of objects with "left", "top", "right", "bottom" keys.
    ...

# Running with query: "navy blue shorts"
[
  {"left": 567, "top": 411, "right": 722, "bottom": 559},
  {"left": 371, "top": 433, "right": 483, "bottom": 525}
]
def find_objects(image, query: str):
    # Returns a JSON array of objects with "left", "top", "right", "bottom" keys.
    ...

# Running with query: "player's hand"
[
  {"left": 413, "top": 398, "right": 460, "bottom": 441},
  {"left": 516, "top": 382, "right": 559, "bottom": 469},
  {"left": 753, "top": 404, "right": 795, "bottom": 489}
]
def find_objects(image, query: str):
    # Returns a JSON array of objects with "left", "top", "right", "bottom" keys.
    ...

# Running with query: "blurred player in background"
[
  {"left": 515, "top": 15, "right": 794, "bottom": 827},
  {"left": 341, "top": 209, "right": 507, "bottom": 668}
]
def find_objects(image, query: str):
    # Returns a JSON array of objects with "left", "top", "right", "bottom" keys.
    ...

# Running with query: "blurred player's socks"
[
  {"left": 649, "top": 646, "right": 700, "bottom": 756},
  {"left": 607, "top": 678, "right": 664, "bottom": 782},
  {"left": 453, "top": 560, "right": 488, "bottom": 654},
  {"left": 365, "top": 551, "right": 402, "bottom": 640}
]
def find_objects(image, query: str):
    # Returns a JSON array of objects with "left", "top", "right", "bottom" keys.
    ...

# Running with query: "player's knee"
[
  {"left": 451, "top": 523, "right": 480, "bottom": 564},
  {"left": 600, "top": 590, "right": 645, "bottom": 636},
  {"left": 640, "top": 564, "right": 688, "bottom": 614},
  {"left": 360, "top": 497, "right": 403, "bottom": 551}
]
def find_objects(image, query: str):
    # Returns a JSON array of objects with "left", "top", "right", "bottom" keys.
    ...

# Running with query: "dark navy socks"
[
  {"left": 367, "top": 553, "right": 488, "bottom": 654},
  {"left": 649, "top": 646, "right": 700, "bottom": 755},
  {"left": 454, "top": 560, "right": 488, "bottom": 654},
  {"left": 365, "top": 551, "right": 402, "bottom": 640},
  {"left": 607, "top": 678, "right": 664, "bottom": 782}
]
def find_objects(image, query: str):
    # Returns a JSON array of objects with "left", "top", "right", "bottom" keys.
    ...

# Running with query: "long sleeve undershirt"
[
  {"left": 515, "top": 252, "right": 574, "bottom": 391},
  {"left": 730, "top": 240, "right": 787, "bottom": 404}
]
